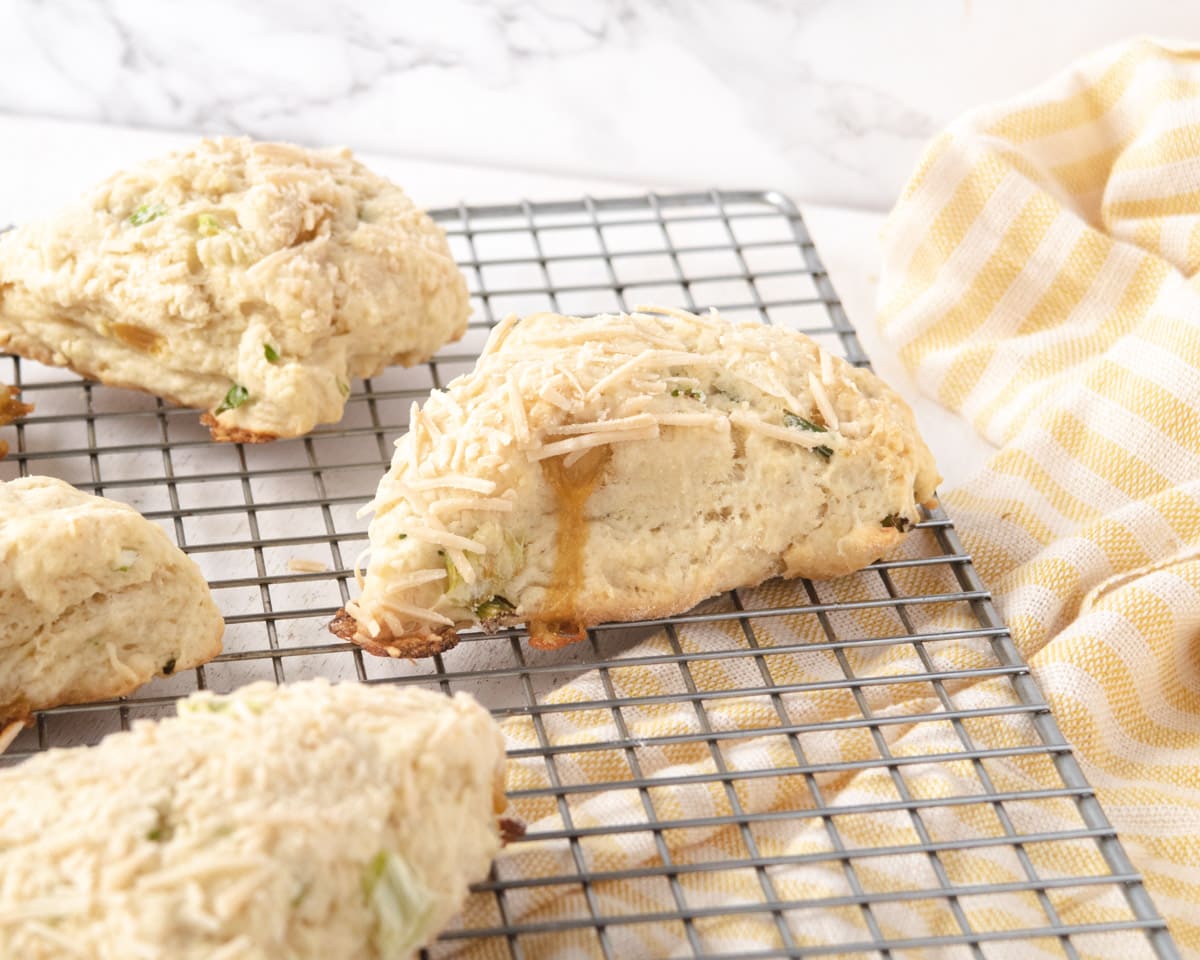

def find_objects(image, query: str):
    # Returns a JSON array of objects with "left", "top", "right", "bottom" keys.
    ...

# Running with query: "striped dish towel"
[{"left": 879, "top": 37, "right": 1200, "bottom": 955}]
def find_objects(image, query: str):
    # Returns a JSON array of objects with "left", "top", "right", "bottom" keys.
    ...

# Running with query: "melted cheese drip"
[
  {"left": 530, "top": 446, "right": 611, "bottom": 649},
  {"left": 109, "top": 322, "right": 165, "bottom": 354}
]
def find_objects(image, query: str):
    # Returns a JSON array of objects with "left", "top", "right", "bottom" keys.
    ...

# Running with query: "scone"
[
  {"left": 0, "top": 680, "right": 509, "bottom": 960},
  {"left": 332, "top": 306, "right": 940, "bottom": 657},
  {"left": 0, "top": 381, "right": 31, "bottom": 459},
  {"left": 0, "top": 476, "right": 223, "bottom": 734},
  {"left": 0, "top": 137, "right": 470, "bottom": 441}
]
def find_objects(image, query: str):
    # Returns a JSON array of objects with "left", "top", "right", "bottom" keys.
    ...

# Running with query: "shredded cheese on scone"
[
  {"left": 0, "top": 681, "right": 507, "bottom": 959},
  {"left": 337, "top": 306, "right": 940, "bottom": 658}
]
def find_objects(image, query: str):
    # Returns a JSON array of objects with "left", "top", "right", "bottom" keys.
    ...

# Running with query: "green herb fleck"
[
  {"left": 671, "top": 387, "right": 705, "bottom": 401},
  {"left": 475, "top": 595, "right": 516, "bottom": 621},
  {"left": 881, "top": 513, "right": 912, "bottom": 533},
  {"left": 129, "top": 203, "right": 168, "bottom": 226},
  {"left": 196, "top": 213, "right": 222, "bottom": 236},
  {"left": 439, "top": 550, "right": 462, "bottom": 594},
  {"left": 337, "top": 378, "right": 351, "bottom": 398},
  {"left": 783, "top": 410, "right": 825, "bottom": 433},
  {"left": 783, "top": 409, "right": 834, "bottom": 459},
  {"left": 116, "top": 565, "right": 130, "bottom": 573},
  {"left": 146, "top": 810, "right": 173, "bottom": 843},
  {"left": 162, "top": 657, "right": 177, "bottom": 676},
  {"left": 215, "top": 384, "right": 250, "bottom": 415},
  {"left": 396, "top": 533, "right": 407, "bottom": 541},
  {"left": 263, "top": 343, "right": 280, "bottom": 363}
]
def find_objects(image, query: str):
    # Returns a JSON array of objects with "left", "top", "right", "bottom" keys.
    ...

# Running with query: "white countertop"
[
  {"left": 0, "top": 2, "right": 1193, "bottom": 210},
  {"left": 0, "top": 114, "right": 994, "bottom": 486}
]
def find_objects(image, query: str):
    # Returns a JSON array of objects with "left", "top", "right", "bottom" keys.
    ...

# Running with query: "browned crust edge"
[
  {"left": 199, "top": 412, "right": 280, "bottom": 444},
  {"left": 329, "top": 608, "right": 460, "bottom": 659},
  {"left": 0, "top": 330, "right": 198, "bottom": 411},
  {"left": 331, "top": 521, "right": 927, "bottom": 660},
  {"left": 2, "top": 331, "right": 280, "bottom": 445},
  {"left": 1, "top": 305, "right": 468, "bottom": 445},
  {"left": 0, "top": 384, "right": 33, "bottom": 426},
  {"left": 0, "top": 619, "right": 223, "bottom": 737},
  {"left": 499, "top": 816, "right": 526, "bottom": 845},
  {"left": 0, "top": 385, "right": 32, "bottom": 460}
]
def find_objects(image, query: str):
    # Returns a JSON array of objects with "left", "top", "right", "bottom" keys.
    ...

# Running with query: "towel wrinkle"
[{"left": 881, "top": 36, "right": 1200, "bottom": 956}]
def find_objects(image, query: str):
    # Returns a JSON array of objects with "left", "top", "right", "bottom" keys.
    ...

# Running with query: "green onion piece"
[
  {"left": 475, "top": 595, "right": 516, "bottom": 621},
  {"left": 784, "top": 409, "right": 833, "bottom": 459},
  {"left": 361, "top": 851, "right": 439, "bottom": 956},
  {"left": 145, "top": 810, "right": 172, "bottom": 843},
  {"left": 214, "top": 384, "right": 250, "bottom": 415},
  {"left": 439, "top": 550, "right": 462, "bottom": 594},
  {"left": 129, "top": 203, "right": 168, "bottom": 226},
  {"left": 263, "top": 343, "right": 280, "bottom": 363},
  {"left": 362, "top": 851, "right": 388, "bottom": 897},
  {"left": 783, "top": 410, "right": 826, "bottom": 433},
  {"left": 196, "top": 213, "right": 222, "bottom": 236}
]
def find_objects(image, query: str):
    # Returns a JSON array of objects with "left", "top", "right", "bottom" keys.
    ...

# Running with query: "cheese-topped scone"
[
  {"left": 0, "top": 137, "right": 469, "bottom": 441},
  {"left": 332, "top": 307, "right": 940, "bottom": 658},
  {"left": 0, "top": 477, "right": 223, "bottom": 734},
  {"left": 0, "top": 382, "right": 31, "bottom": 459},
  {"left": 0, "top": 680, "right": 509, "bottom": 960}
]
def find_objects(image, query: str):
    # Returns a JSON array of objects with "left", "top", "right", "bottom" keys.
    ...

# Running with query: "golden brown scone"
[
  {"left": 333, "top": 306, "right": 940, "bottom": 657},
  {"left": 0, "top": 382, "right": 31, "bottom": 459},
  {"left": 0, "top": 137, "right": 469, "bottom": 441},
  {"left": 0, "top": 476, "right": 224, "bottom": 729}
]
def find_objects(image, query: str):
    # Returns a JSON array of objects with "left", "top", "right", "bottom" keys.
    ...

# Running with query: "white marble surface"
[
  {"left": 0, "top": 114, "right": 993, "bottom": 487},
  {"left": 0, "top": 1, "right": 1195, "bottom": 210}
]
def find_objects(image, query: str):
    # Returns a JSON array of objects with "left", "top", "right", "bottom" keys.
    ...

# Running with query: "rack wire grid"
[{"left": 0, "top": 190, "right": 1178, "bottom": 960}]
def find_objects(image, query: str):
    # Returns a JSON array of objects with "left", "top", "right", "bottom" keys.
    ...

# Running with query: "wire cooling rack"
[{"left": 0, "top": 190, "right": 1178, "bottom": 960}]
